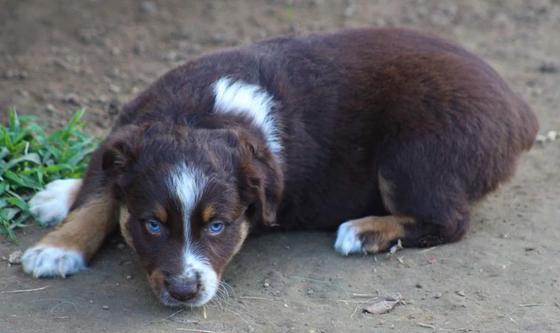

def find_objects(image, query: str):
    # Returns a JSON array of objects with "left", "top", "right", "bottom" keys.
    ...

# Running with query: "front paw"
[
  {"left": 29, "top": 179, "right": 82, "bottom": 227},
  {"left": 21, "top": 245, "right": 85, "bottom": 278}
]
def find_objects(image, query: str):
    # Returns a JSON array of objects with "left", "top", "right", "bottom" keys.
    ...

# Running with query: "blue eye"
[
  {"left": 146, "top": 219, "right": 162, "bottom": 235},
  {"left": 208, "top": 221, "right": 224, "bottom": 235}
]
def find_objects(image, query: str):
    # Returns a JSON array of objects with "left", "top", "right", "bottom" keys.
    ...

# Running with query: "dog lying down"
[{"left": 21, "top": 28, "right": 538, "bottom": 307}]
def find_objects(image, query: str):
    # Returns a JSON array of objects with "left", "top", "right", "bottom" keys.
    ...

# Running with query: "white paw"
[
  {"left": 334, "top": 221, "right": 363, "bottom": 255},
  {"left": 29, "top": 179, "right": 82, "bottom": 226},
  {"left": 21, "top": 245, "right": 85, "bottom": 278}
]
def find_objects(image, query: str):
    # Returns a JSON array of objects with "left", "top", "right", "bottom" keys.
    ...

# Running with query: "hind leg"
[
  {"left": 335, "top": 140, "right": 470, "bottom": 255},
  {"left": 22, "top": 149, "right": 119, "bottom": 278}
]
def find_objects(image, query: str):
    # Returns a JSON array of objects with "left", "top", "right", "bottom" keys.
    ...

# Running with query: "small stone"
[
  {"left": 283, "top": 303, "right": 289, "bottom": 308},
  {"left": 89, "top": 300, "right": 94, "bottom": 304},
  {"left": 62, "top": 93, "right": 80, "bottom": 105},
  {"left": 344, "top": 2, "right": 356, "bottom": 18},
  {"left": 133, "top": 41, "right": 146, "bottom": 55},
  {"left": 524, "top": 247, "right": 536, "bottom": 252},
  {"left": 102, "top": 305, "right": 109, "bottom": 310},
  {"left": 306, "top": 288, "right": 314, "bottom": 295},
  {"left": 263, "top": 279, "right": 270, "bottom": 288},
  {"left": 140, "top": 1, "right": 158, "bottom": 14},
  {"left": 538, "top": 62, "right": 559, "bottom": 74},
  {"left": 117, "top": 243, "right": 125, "bottom": 250},
  {"left": 4, "top": 69, "right": 28, "bottom": 80},
  {"left": 434, "top": 292, "right": 443, "bottom": 299},
  {"left": 17, "top": 89, "right": 29, "bottom": 98},
  {"left": 110, "top": 47, "right": 121, "bottom": 56},
  {"left": 107, "top": 98, "right": 121, "bottom": 116},
  {"left": 546, "top": 131, "right": 557, "bottom": 141},
  {"left": 109, "top": 84, "right": 121, "bottom": 94},
  {"left": 456, "top": 290, "right": 466, "bottom": 297},
  {"left": 8, "top": 250, "right": 23, "bottom": 264},
  {"left": 96, "top": 94, "right": 109, "bottom": 103},
  {"left": 415, "top": 283, "right": 423, "bottom": 289},
  {"left": 126, "top": 275, "right": 133, "bottom": 280},
  {"left": 163, "top": 51, "right": 180, "bottom": 62},
  {"left": 45, "top": 104, "right": 56, "bottom": 113}
]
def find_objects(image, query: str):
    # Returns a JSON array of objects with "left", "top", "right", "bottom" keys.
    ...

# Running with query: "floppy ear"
[
  {"left": 238, "top": 132, "right": 284, "bottom": 227},
  {"left": 101, "top": 125, "right": 143, "bottom": 181}
]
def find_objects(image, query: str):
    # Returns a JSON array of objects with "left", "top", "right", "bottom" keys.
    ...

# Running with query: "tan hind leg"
[{"left": 335, "top": 215, "right": 416, "bottom": 255}]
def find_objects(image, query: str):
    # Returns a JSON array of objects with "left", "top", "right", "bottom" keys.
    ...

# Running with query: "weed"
[{"left": 0, "top": 108, "right": 98, "bottom": 239}]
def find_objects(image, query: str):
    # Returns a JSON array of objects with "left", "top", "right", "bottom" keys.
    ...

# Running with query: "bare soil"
[{"left": 1, "top": 1, "right": 559, "bottom": 332}]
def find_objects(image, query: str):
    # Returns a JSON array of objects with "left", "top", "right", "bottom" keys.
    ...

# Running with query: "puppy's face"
[{"left": 102, "top": 124, "right": 282, "bottom": 306}]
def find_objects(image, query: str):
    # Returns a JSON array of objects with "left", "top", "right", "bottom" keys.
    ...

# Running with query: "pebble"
[
  {"left": 434, "top": 292, "right": 443, "bottom": 299},
  {"left": 45, "top": 104, "right": 56, "bottom": 113},
  {"left": 109, "top": 84, "right": 121, "bottom": 94},
  {"left": 4, "top": 69, "right": 28, "bottom": 80},
  {"left": 126, "top": 275, "right": 133, "bottom": 280},
  {"left": 62, "top": 93, "right": 80, "bottom": 105},
  {"left": 133, "top": 41, "right": 146, "bottom": 55},
  {"left": 8, "top": 250, "right": 23, "bottom": 265},
  {"left": 102, "top": 305, "right": 110, "bottom": 310},
  {"left": 140, "top": 1, "right": 158, "bottom": 15},
  {"left": 536, "top": 131, "right": 558, "bottom": 144},
  {"left": 538, "top": 62, "right": 559, "bottom": 74},
  {"left": 17, "top": 89, "right": 29, "bottom": 98},
  {"left": 456, "top": 290, "right": 466, "bottom": 297}
]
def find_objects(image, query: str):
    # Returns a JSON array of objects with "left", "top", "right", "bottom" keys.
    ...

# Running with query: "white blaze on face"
[
  {"left": 213, "top": 77, "right": 282, "bottom": 156},
  {"left": 167, "top": 164, "right": 218, "bottom": 305}
]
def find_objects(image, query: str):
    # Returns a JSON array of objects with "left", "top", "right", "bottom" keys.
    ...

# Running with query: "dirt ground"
[{"left": 1, "top": 0, "right": 559, "bottom": 332}]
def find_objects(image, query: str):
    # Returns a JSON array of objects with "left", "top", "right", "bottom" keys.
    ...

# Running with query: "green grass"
[{"left": 0, "top": 108, "right": 98, "bottom": 240}]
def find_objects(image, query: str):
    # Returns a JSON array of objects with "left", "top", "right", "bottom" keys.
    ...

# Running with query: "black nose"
[{"left": 165, "top": 276, "right": 199, "bottom": 302}]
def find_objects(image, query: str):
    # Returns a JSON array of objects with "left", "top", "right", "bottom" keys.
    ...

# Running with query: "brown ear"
[
  {"left": 101, "top": 125, "right": 143, "bottom": 179},
  {"left": 238, "top": 132, "right": 284, "bottom": 227}
]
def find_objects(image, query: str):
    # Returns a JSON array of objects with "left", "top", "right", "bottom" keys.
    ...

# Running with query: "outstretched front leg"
[{"left": 22, "top": 150, "right": 119, "bottom": 278}]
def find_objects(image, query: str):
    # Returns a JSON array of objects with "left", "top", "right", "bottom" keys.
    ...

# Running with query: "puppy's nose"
[{"left": 165, "top": 277, "right": 199, "bottom": 302}]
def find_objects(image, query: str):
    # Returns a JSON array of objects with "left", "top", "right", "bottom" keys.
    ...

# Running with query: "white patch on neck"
[
  {"left": 213, "top": 77, "right": 282, "bottom": 156},
  {"left": 167, "top": 164, "right": 218, "bottom": 305}
]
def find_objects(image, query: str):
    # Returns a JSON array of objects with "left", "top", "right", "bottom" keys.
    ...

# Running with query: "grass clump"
[{"left": 0, "top": 108, "right": 98, "bottom": 239}]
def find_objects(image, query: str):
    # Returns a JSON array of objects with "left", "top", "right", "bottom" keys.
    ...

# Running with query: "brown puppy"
[{"left": 22, "top": 28, "right": 538, "bottom": 306}]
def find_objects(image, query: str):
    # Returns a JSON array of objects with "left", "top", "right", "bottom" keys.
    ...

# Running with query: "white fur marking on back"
[
  {"left": 29, "top": 179, "right": 82, "bottom": 227},
  {"left": 213, "top": 77, "right": 282, "bottom": 156},
  {"left": 167, "top": 164, "right": 218, "bottom": 305}
]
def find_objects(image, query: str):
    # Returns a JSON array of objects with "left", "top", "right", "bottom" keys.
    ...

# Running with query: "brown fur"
[
  {"left": 349, "top": 215, "right": 416, "bottom": 253},
  {"left": 201, "top": 206, "right": 215, "bottom": 223},
  {"left": 154, "top": 204, "right": 168, "bottom": 224}
]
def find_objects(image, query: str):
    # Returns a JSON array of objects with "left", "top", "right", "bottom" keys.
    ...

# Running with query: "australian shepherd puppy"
[{"left": 21, "top": 28, "right": 538, "bottom": 306}]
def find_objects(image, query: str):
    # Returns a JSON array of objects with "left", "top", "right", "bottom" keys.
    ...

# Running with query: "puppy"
[{"left": 21, "top": 28, "right": 538, "bottom": 306}]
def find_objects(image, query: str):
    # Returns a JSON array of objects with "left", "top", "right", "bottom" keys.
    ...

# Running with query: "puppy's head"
[{"left": 101, "top": 123, "right": 282, "bottom": 306}]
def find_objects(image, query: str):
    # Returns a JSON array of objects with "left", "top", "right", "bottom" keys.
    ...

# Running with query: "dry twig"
[{"left": 1, "top": 286, "right": 49, "bottom": 294}]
